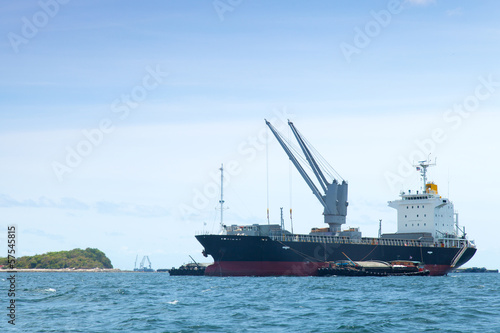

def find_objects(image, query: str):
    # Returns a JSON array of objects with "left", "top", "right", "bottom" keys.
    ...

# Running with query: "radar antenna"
[{"left": 414, "top": 157, "right": 436, "bottom": 191}]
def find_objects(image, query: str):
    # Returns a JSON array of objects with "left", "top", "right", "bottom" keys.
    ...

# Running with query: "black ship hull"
[
  {"left": 196, "top": 234, "right": 476, "bottom": 276},
  {"left": 168, "top": 267, "right": 206, "bottom": 276}
]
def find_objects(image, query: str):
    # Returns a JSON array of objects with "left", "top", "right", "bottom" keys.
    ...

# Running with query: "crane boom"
[
  {"left": 288, "top": 121, "right": 330, "bottom": 193},
  {"left": 265, "top": 119, "right": 327, "bottom": 210},
  {"left": 265, "top": 119, "right": 348, "bottom": 232},
  {"left": 189, "top": 255, "right": 200, "bottom": 267}
]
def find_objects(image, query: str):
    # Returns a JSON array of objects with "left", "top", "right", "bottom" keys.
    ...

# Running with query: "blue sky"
[{"left": 1, "top": 0, "right": 499, "bottom": 270}]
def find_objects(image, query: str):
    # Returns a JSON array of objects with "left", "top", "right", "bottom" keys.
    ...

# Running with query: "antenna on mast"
[
  {"left": 280, "top": 207, "right": 284, "bottom": 238},
  {"left": 378, "top": 219, "right": 382, "bottom": 239},
  {"left": 413, "top": 157, "right": 436, "bottom": 191}
]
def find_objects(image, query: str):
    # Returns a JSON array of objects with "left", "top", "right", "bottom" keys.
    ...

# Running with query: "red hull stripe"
[
  {"left": 205, "top": 261, "right": 452, "bottom": 276},
  {"left": 424, "top": 264, "right": 453, "bottom": 276}
]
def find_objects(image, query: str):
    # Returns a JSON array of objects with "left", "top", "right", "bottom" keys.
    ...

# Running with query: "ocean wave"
[{"left": 7, "top": 272, "right": 500, "bottom": 332}]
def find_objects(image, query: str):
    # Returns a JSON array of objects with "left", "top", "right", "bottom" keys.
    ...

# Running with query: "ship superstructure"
[
  {"left": 196, "top": 120, "right": 476, "bottom": 276},
  {"left": 388, "top": 161, "right": 460, "bottom": 240}
]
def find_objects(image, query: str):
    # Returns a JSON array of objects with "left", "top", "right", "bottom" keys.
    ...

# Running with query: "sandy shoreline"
[{"left": 0, "top": 268, "right": 154, "bottom": 273}]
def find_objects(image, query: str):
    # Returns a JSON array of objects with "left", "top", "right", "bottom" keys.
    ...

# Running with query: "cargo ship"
[{"left": 196, "top": 120, "right": 476, "bottom": 276}]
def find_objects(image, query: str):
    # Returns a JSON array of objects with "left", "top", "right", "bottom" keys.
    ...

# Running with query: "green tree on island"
[{"left": 0, "top": 248, "right": 113, "bottom": 269}]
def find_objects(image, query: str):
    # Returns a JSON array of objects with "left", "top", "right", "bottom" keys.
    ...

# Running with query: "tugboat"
[{"left": 196, "top": 120, "right": 476, "bottom": 276}]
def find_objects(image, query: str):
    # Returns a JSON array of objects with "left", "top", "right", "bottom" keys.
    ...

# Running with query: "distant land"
[
  {"left": 0, "top": 248, "right": 113, "bottom": 269},
  {"left": 452, "top": 267, "right": 499, "bottom": 273}
]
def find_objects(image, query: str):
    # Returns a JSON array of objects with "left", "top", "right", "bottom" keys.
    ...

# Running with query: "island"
[
  {"left": 452, "top": 267, "right": 499, "bottom": 273},
  {"left": 0, "top": 248, "right": 114, "bottom": 270}
]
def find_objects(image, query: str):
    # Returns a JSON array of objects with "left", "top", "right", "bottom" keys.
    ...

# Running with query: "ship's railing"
[
  {"left": 195, "top": 231, "right": 213, "bottom": 236},
  {"left": 268, "top": 233, "right": 474, "bottom": 248}
]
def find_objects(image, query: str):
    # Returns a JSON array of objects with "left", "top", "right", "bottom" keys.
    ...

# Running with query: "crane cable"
[{"left": 289, "top": 126, "right": 294, "bottom": 234}]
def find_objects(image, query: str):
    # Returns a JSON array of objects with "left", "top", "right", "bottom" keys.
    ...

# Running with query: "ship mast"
[
  {"left": 414, "top": 158, "right": 436, "bottom": 191},
  {"left": 219, "top": 163, "right": 224, "bottom": 230},
  {"left": 265, "top": 119, "right": 348, "bottom": 232},
  {"left": 280, "top": 207, "right": 284, "bottom": 237}
]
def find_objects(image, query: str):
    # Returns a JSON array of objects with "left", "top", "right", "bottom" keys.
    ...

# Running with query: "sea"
[{"left": 1, "top": 272, "right": 499, "bottom": 333}]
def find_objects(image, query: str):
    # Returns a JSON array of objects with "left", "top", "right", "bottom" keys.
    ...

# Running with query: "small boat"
[
  {"left": 167, "top": 263, "right": 206, "bottom": 276},
  {"left": 166, "top": 256, "right": 209, "bottom": 276},
  {"left": 317, "top": 260, "right": 430, "bottom": 277}
]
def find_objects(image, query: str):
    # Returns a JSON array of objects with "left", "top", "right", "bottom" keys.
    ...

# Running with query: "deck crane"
[
  {"left": 265, "top": 119, "right": 348, "bottom": 233},
  {"left": 140, "top": 256, "right": 152, "bottom": 270},
  {"left": 134, "top": 256, "right": 154, "bottom": 272}
]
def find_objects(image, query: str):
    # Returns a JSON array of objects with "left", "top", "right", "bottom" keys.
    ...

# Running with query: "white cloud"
[
  {"left": 95, "top": 201, "right": 170, "bottom": 218},
  {"left": 0, "top": 194, "right": 170, "bottom": 218},
  {"left": 405, "top": 0, "right": 436, "bottom": 5},
  {"left": 0, "top": 194, "right": 89, "bottom": 210}
]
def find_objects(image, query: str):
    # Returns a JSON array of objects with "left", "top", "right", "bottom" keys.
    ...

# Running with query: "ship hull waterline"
[{"left": 196, "top": 235, "right": 476, "bottom": 277}]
